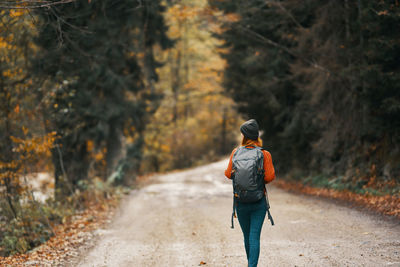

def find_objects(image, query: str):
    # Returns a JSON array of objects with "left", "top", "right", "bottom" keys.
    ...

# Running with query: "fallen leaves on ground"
[
  {"left": 0, "top": 198, "right": 118, "bottom": 266},
  {"left": 275, "top": 180, "right": 400, "bottom": 219}
]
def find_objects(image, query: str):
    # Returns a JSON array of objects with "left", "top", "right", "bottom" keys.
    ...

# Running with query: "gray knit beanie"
[{"left": 240, "top": 119, "right": 259, "bottom": 140}]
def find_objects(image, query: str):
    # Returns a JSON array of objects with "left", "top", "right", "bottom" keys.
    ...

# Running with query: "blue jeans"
[{"left": 236, "top": 197, "right": 267, "bottom": 267}]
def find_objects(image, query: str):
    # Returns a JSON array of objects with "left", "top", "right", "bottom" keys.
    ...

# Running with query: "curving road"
[{"left": 77, "top": 159, "right": 400, "bottom": 267}]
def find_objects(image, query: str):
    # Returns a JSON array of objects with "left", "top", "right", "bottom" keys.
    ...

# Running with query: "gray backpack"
[
  {"left": 232, "top": 146, "right": 265, "bottom": 203},
  {"left": 230, "top": 146, "right": 275, "bottom": 228}
]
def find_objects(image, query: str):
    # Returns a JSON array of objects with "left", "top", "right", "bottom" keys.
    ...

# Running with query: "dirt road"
[{"left": 78, "top": 159, "right": 400, "bottom": 267}]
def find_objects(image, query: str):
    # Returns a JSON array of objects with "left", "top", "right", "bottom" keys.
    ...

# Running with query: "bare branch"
[
  {"left": 0, "top": 0, "right": 76, "bottom": 9},
  {"left": 265, "top": 0, "right": 305, "bottom": 29},
  {"left": 234, "top": 25, "right": 333, "bottom": 76}
]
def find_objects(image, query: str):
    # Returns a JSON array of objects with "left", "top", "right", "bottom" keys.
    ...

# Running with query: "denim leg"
[
  {"left": 236, "top": 197, "right": 267, "bottom": 266},
  {"left": 248, "top": 205, "right": 266, "bottom": 267},
  {"left": 236, "top": 206, "right": 250, "bottom": 260}
]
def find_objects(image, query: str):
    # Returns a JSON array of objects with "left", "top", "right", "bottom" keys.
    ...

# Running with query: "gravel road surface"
[{"left": 78, "top": 159, "right": 400, "bottom": 267}]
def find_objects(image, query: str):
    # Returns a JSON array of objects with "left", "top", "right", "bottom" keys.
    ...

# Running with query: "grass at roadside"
[
  {"left": 274, "top": 177, "right": 400, "bottom": 219},
  {"left": 299, "top": 174, "right": 399, "bottom": 196},
  {"left": 0, "top": 198, "right": 118, "bottom": 266},
  {"left": 0, "top": 179, "right": 129, "bottom": 265}
]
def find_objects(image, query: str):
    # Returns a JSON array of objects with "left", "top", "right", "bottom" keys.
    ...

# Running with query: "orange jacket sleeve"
[
  {"left": 224, "top": 148, "right": 237, "bottom": 179},
  {"left": 262, "top": 150, "right": 275, "bottom": 183}
]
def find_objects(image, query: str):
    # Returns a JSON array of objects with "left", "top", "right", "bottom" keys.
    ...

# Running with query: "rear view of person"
[{"left": 225, "top": 119, "right": 275, "bottom": 267}]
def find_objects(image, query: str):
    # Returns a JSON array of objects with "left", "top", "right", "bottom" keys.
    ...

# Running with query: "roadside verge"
[{"left": 274, "top": 180, "right": 400, "bottom": 220}]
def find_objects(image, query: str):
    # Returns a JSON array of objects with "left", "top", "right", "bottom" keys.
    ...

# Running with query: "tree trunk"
[
  {"left": 357, "top": 0, "right": 367, "bottom": 136},
  {"left": 0, "top": 79, "right": 20, "bottom": 217},
  {"left": 106, "top": 120, "right": 122, "bottom": 177},
  {"left": 221, "top": 107, "right": 227, "bottom": 155},
  {"left": 172, "top": 48, "right": 181, "bottom": 123},
  {"left": 344, "top": 0, "right": 350, "bottom": 41}
]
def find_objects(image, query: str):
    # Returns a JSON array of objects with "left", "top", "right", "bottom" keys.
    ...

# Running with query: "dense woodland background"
[
  {"left": 210, "top": 0, "right": 400, "bottom": 193},
  {"left": 0, "top": 0, "right": 399, "bottom": 256}
]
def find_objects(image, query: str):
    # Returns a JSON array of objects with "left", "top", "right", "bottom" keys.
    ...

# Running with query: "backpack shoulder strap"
[
  {"left": 254, "top": 146, "right": 264, "bottom": 166},
  {"left": 232, "top": 146, "right": 242, "bottom": 160}
]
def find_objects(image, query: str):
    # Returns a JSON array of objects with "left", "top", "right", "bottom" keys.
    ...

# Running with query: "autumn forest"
[{"left": 0, "top": 0, "right": 399, "bottom": 262}]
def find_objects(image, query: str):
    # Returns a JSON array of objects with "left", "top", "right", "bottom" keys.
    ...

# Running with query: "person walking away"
[{"left": 225, "top": 119, "right": 275, "bottom": 267}]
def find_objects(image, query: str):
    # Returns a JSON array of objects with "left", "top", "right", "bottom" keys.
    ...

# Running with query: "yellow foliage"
[
  {"left": 0, "top": 6, "right": 47, "bottom": 189},
  {"left": 160, "top": 144, "right": 170, "bottom": 153},
  {"left": 14, "top": 104, "right": 20, "bottom": 114},
  {"left": 0, "top": 131, "right": 58, "bottom": 185},
  {"left": 141, "top": 0, "right": 242, "bottom": 173},
  {"left": 9, "top": 9, "right": 26, "bottom": 18},
  {"left": 125, "top": 136, "right": 135, "bottom": 144},
  {"left": 22, "top": 126, "right": 29, "bottom": 136},
  {"left": 94, "top": 152, "right": 104, "bottom": 162},
  {"left": 0, "top": 39, "right": 7, "bottom": 49},
  {"left": 137, "top": 52, "right": 145, "bottom": 59},
  {"left": 0, "top": 161, "right": 18, "bottom": 170},
  {"left": 87, "top": 140, "right": 94, "bottom": 152},
  {"left": 10, "top": 131, "right": 58, "bottom": 155}
]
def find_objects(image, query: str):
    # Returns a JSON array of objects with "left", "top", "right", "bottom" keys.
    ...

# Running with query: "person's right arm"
[{"left": 224, "top": 148, "right": 237, "bottom": 179}]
